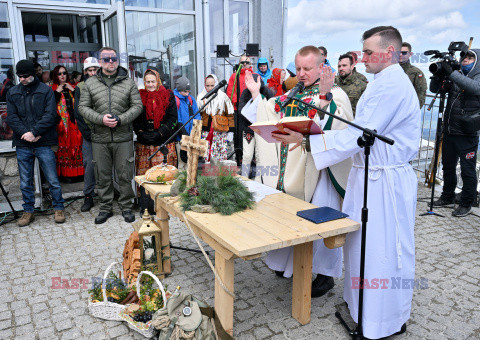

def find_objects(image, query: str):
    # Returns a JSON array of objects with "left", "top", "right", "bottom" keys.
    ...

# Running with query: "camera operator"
[{"left": 434, "top": 49, "right": 480, "bottom": 217}]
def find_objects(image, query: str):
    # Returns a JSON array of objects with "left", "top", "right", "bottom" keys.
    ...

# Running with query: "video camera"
[{"left": 424, "top": 41, "right": 469, "bottom": 75}]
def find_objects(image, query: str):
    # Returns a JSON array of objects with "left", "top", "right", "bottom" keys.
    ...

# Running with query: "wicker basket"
[
  {"left": 119, "top": 271, "right": 167, "bottom": 338},
  {"left": 88, "top": 262, "right": 128, "bottom": 321}
]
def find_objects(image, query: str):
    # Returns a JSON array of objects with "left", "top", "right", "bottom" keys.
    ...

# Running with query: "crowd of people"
[{"left": 3, "top": 24, "right": 480, "bottom": 339}]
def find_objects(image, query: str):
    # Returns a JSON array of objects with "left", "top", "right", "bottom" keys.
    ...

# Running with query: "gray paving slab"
[{"left": 0, "top": 183, "right": 479, "bottom": 339}]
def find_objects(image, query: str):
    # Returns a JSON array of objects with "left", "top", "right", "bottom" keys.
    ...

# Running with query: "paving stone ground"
[{"left": 0, "top": 183, "right": 479, "bottom": 339}]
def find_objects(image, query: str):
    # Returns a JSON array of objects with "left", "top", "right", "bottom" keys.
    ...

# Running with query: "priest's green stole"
[{"left": 274, "top": 85, "right": 337, "bottom": 193}]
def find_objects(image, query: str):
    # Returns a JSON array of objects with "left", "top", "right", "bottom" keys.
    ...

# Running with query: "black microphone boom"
[
  {"left": 281, "top": 81, "right": 305, "bottom": 108},
  {"left": 201, "top": 79, "right": 227, "bottom": 100}
]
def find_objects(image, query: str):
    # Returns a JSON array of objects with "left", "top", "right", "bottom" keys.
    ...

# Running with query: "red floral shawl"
[{"left": 139, "top": 87, "right": 170, "bottom": 129}]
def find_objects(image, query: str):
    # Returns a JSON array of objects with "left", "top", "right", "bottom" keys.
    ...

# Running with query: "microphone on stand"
[
  {"left": 201, "top": 79, "right": 227, "bottom": 100},
  {"left": 281, "top": 81, "right": 305, "bottom": 108},
  {"left": 159, "top": 145, "right": 169, "bottom": 164}
]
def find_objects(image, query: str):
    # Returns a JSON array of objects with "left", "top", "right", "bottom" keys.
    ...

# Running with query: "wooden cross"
[{"left": 180, "top": 120, "right": 208, "bottom": 187}]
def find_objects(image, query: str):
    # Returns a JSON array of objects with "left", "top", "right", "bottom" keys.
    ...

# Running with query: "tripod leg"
[
  {"left": 335, "top": 311, "right": 353, "bottom": 333},
  {"left": 0, "top": 181, "right": 18, "bottom": 219}
]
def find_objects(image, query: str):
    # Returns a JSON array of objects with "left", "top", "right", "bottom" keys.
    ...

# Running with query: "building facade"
[{"left": 0, "top": 0, "right": 287, "bottom": 202}]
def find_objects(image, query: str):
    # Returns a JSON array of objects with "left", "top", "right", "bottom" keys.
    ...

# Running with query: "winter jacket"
[
  {"left": 6, "top": 76, "right": 58, "bottom": 147},
  {"left": 73, "top": 81, "right": 92, "bottom": 141},
  {"left": 78, "top": 66, "right": 143, "bottom": 143},
  {"left": 173, "top": 88, "right": 199, "bottom": 141},
  {"left": 444, "top": 48, "right": 480, "bottom": 136},
  {"left": 257, "top": 57, "right": 272, "bottom": 83},
  {"left": 134, "top": 89, "right": 178, "bottom": 146},
  {"left": 226, "top": 67, "right": 254, "bottom": 110}
]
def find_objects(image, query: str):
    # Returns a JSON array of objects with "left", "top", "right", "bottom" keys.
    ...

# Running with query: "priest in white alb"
[
  {"left": 241, "top": 45, "right": 354, "bottom": 297},
  {"left": 274, "top": 27, "right": 420, "bottom": 339}
]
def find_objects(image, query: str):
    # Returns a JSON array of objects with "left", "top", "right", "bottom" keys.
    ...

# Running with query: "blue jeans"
[{"left": 16, "top": 146, "right": 65, "bottom": 213}]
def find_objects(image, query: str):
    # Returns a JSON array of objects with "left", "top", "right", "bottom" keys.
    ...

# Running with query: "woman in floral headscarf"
[
  {"left": 134, "top": 68, "right": 177, "bottom": 215},
  {"left": 50, "top": 65, "right": 83, "bottom": 178},
  {"left": 267, "top": 68, "right": 286, "bottom": 97},
  {"left": 197, "top": 74, "right": 234, "bottom": 161}
]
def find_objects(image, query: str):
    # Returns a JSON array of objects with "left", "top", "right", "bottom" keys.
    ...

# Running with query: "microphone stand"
[
  {"left": 148, "top": 92, "right": 218, "bottom": 161},
  {"left": 146, "top": 92, "right": 219, "bottom": 256},
  {"left": 282, "top": 95, "right": 394, "bottom": 340}
]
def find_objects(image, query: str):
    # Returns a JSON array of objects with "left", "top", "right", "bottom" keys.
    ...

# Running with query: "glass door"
[
  {"left": 102, "top": 2, "right": 128, "bottom": 69},
  {"left": 22, "top": 12, "right": 102, "bottom": 73}
]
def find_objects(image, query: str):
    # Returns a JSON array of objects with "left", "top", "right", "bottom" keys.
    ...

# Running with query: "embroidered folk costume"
[
  {"left": 197, "top": 74, "right": 235, "bottom": 161},
  {"left": 242, "top": 81, "right": 354, "bottom": 278},
  {"left": 51, "top": 83, "right": 84, "bottom": 177},
  {"left": 134, "top": 69, "right": 178, "bottom": 174}
]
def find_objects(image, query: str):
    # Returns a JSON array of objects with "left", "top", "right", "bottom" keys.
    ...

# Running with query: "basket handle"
[
  {"left": 136, "top": 271, "right": 167, "bottom": 308},
  {"left": 102, "top": 261, "right": 123, "bottom": 303}
]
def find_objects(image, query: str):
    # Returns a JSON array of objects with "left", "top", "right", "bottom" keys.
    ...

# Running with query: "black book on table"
[{"left": 296, "top": 206, "right": 349, "bottom": 224}]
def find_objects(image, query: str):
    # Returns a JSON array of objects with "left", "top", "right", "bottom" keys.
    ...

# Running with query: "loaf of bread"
[{"left": 145, "top": 165, "right": 178, "bottom": 182}]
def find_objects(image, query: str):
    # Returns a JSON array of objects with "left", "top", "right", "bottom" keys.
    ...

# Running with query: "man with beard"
[{"left": 335, "top": 53, "right": 367, "bottom": 116}]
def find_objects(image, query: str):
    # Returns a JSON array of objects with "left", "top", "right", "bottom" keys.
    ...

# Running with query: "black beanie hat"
[{"left": 16, "top": 60, "right": 35, "bottom": 76}]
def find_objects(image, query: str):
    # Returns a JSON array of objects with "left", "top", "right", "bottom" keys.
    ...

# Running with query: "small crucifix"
[
  {"left": 286, "top": 100, "right": 298, "bottom": 115},
  {"left": 180, "top": 120, "right": 208, "bottom": 187}
]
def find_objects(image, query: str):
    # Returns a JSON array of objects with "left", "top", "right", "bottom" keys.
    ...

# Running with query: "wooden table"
[{"left": 135, "top": 176, "right": 359, "bottom": 335}]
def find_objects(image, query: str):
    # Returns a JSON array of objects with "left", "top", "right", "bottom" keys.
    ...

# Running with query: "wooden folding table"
[{"left": 136, "top": 176, "right": 359, "bottom": 335}]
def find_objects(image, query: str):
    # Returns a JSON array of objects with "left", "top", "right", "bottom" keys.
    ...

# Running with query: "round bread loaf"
[{"left": 145, "top": 165, "right": 178, "bottom": 182}]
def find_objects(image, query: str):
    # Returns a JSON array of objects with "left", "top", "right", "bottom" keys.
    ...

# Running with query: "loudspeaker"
[
  {"left": 216, "top": 45, "right": 230, "bottom": 58},
  {"left": 246, "top": 44, "right": 260, "bottom": 57}
]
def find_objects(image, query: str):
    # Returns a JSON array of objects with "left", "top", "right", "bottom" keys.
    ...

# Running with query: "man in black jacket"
[
  {"left": 434, "top": 49, "right": 480, "bottom": 217},
  {"left": 73, "top": 57, "right": 100, "bottom": 212},
  {"left": 6, "top": 60, "right": 65, "bottom": 226}
]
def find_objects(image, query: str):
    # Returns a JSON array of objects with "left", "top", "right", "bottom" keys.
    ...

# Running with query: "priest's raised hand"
[{"left": 245, "top": 70, "right": 261, "bottom": 100}]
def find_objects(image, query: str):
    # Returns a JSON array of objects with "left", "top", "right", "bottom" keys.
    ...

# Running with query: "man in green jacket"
[
  {"left": 79, "top": 47, "right": 143, "bottom": 224},
  {"left": 335, "top": 53, "right": 368, "bottom": 116},
  {"left": 400, "top": 42, "right": 427, "bottom": 107}
]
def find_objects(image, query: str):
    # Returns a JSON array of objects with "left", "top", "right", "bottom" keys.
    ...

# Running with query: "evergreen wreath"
[{"left": 176, "top": 170, "right": 255, "bottom": 215}]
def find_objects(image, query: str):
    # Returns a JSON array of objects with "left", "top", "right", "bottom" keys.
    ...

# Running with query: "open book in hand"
[{"left": 249, "top": 116, "right": 323, "bottom": 143}]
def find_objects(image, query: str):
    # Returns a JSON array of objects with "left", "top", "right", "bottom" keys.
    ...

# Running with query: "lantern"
[{"left": 132, "top": 211, "right": 164, "bottom": 277}]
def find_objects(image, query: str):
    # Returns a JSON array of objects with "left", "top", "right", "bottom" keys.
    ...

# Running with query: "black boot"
[
  {"left": 95, "top": 211, "right": 113, "bottom": 224},
  {"left": 311, "top": 274, "right": 334, "bottom": 298},
  {"left": 81, "top": 195, "right": 94, "bottom": 212},
  {"left": 139, "top": 187, "right": 149, "bottom": 217}
]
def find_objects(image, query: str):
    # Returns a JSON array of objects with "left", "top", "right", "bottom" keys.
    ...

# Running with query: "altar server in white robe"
[
  {"left": 241, "top": 46, "right": 354, "bottom": 297},
  {"left": 274, "top": 26, "right": 420, "bottom": 339}
]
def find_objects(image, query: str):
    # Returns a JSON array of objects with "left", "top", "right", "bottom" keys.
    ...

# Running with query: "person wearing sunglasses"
[
  {"left": 226, "top": 55, "right": 253, "bottom": 112},
  {"left": 6, "top": 59, "right": 66, "bottom": 226},
  {"left": 78, "top": 47, "right": 143, "bottom": 224},
  {"left": 399, "top": 42, "right": 427, "bottom": 107},
  {"left": 50, "top": 66, "right": 84, "bottom": 182}
]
